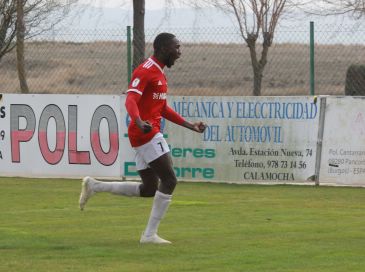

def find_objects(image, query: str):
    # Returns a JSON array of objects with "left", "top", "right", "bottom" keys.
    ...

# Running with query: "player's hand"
[
  {"left": 136, "top": 119, "right": 152, "bottom": 133},
  {"left": 193, "top": 121, "right": 207, "bottom": 133}
]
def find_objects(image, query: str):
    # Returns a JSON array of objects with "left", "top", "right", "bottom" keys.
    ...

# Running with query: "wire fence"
[{"left": 1, "top": 25, "right": 365, "bottom": 96}]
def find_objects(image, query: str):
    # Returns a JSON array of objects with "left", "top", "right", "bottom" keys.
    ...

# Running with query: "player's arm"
[
  {"left": 125, "top": 92, "right": 152, "bottom": 133},
  {"left": 162, "top": 104, "right": 206, "bottom": 133}
]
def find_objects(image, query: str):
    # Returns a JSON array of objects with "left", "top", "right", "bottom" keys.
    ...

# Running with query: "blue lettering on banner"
[
  {"left": 172, "top": 100, "right": 317, "bottom": 120},
  {"left": 203, "top": 125, "right": 283, "bottom": 143},
  {"left": 173, "top": 101, "right": 226, "bottom": 118},
  {"left": 171, "top": 99, "right": 318, "bottom": 144},
  {"left": 224, "top": 125, "right": 283, "bottom": 143}
]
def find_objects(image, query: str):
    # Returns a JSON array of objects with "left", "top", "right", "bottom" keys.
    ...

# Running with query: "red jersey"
[{"left": 126, "top": 56, "right": 171, "bottom": 147}]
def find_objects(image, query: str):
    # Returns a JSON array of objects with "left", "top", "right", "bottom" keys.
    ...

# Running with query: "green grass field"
[{"left": 1, "top": 177, "right": 365, "bottom": 272}]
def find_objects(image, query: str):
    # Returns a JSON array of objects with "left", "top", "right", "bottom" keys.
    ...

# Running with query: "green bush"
[{"left": 345, "top": 64, "right": 365, "bottom": 95}]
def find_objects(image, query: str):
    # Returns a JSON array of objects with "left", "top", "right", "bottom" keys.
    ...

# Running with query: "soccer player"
[{"left": 79, "top": 33, "right": 206, "bottom": 244}]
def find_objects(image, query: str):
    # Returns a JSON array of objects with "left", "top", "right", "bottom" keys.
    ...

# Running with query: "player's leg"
[
  {"left": 79, "top": 176, "right": 141, "bottom": 210},
  {"left": 138, "top": 168, "right": 159, "bottom": 197},
  {"left": 79, "top": 151, "right": 151, "bottom": 210},
  {"left": 149, "top": 153, "right": 177, "bottom": 194},
  {"left": 79, "top": 142, "right": 161, "bottom": 210},
  {"left": 85, "top": 177, "right": 141, "bottom": 196},
  {"left": 140, "top": 138, "right": 177, "bottom": 244}
]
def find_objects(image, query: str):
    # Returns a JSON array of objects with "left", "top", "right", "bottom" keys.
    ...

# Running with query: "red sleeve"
[
  {"left": 162, "top": 104, "right": 185, "bottom": 125},
  {"left": 125, "top": 92, "right": 141, "bottom": 121},
  {"left": 127, "top": 68, "right": 149, "bottom": 95}
]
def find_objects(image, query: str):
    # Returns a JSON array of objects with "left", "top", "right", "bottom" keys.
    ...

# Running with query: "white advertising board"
[
  {"left": 320, "top": 96, "right": 365, "bottom": 186},
  {"left": 0, "top": 94, "right": 340, "bottom": 186},
  {"left": 149, "top": 96, "right": 320, "bottom": 184},
  {"left": 0, "top": 94, "right": 123, "bottom": 177}
]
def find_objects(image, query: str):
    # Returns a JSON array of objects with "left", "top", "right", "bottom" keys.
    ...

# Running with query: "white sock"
[
  {"left": 143, "top": 191, "right": 172, "bottom": 237},
  {"left": 91, "top": 180, "right": 140, "bottom": 196}
]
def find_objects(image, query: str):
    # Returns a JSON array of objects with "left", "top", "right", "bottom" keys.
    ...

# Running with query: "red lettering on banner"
[
  {"left": 68, "top": 131, "right": 91, "bottom": 164},
  {"left": 38, "top": 131, "right": 65, "bottom": 164},
  {"left": 11, "top": 130, "right": 34, "bottom": 162},
  {"left": 91, "top": 132, "right": 119, "bottom": 166}
]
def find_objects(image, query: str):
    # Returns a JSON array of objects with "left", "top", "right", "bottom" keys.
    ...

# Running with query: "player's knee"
[
  {"left": 140, "top": 190, "right": 156, "bottom": 197},
  {"left": 139, "top": 184, "right": 157, "bottom": 197},
  {"left": 160, "top": 176, "right": 177, "bottom": 194}
]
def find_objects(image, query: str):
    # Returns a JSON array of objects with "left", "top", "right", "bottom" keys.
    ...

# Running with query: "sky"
[
  {"left": 66, "top": 1, "right": 236, "bottom": 30},
  {"left": 78, "top": 0, "right": 189, "bottom": 10},
  {"left": 55, "top": 0, "right": 364, "bottom": 45}
]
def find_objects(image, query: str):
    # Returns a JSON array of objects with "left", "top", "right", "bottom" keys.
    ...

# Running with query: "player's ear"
[{"left": 160, "top": 45, "right": 168, "bottom": 54}]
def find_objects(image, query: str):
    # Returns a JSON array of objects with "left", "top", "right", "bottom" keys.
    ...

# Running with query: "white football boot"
[
  {"left": 79, "top": 176, "right": 96, "bottom": 211},
  {"left": 140, "top": 233, "right": 172, "bottom": 244}
]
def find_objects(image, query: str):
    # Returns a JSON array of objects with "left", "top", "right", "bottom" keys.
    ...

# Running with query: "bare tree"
[
  {"left": 0, "top": 1, "right": 17, "bottom": 61},
  {"left": 229, "top": 0, "right": 287, "bottom": 96},
  {"left": 181, "top": 0, "right": 297, "bottom": 96},
  {"left": 308, "top": 1, "right": 365, "bottom": 17},
  {"left": 0, "top": 0, "right": 77, "bottom": 62},
  {"left": 16, "top": 0, "right": 29, "bottom": 93},
  {"left": 133, "top": 0, "right": 145, "bottom": 70}
]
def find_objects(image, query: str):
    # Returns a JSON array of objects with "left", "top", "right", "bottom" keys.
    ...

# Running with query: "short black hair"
[{"left": 153, "top": 33, "right": 176, "bottom": 52}]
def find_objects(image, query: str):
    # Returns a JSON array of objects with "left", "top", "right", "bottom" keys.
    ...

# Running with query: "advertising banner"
[
  {"left": 0, "top": 94, "right": 336, "bottom": 185},
  {"left": 320, "top": 96, "right": 365, "bottom": 186},
  {"left": 148, "top": 96, "right": 320, "bottom": 184},
  {"left": 0, "top": 94, "right": 123, "bottom": 177}
]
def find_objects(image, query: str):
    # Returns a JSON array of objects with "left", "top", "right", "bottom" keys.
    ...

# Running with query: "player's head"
[{"left": 153, "top": 33, "right": 181, "bottom": 68}]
